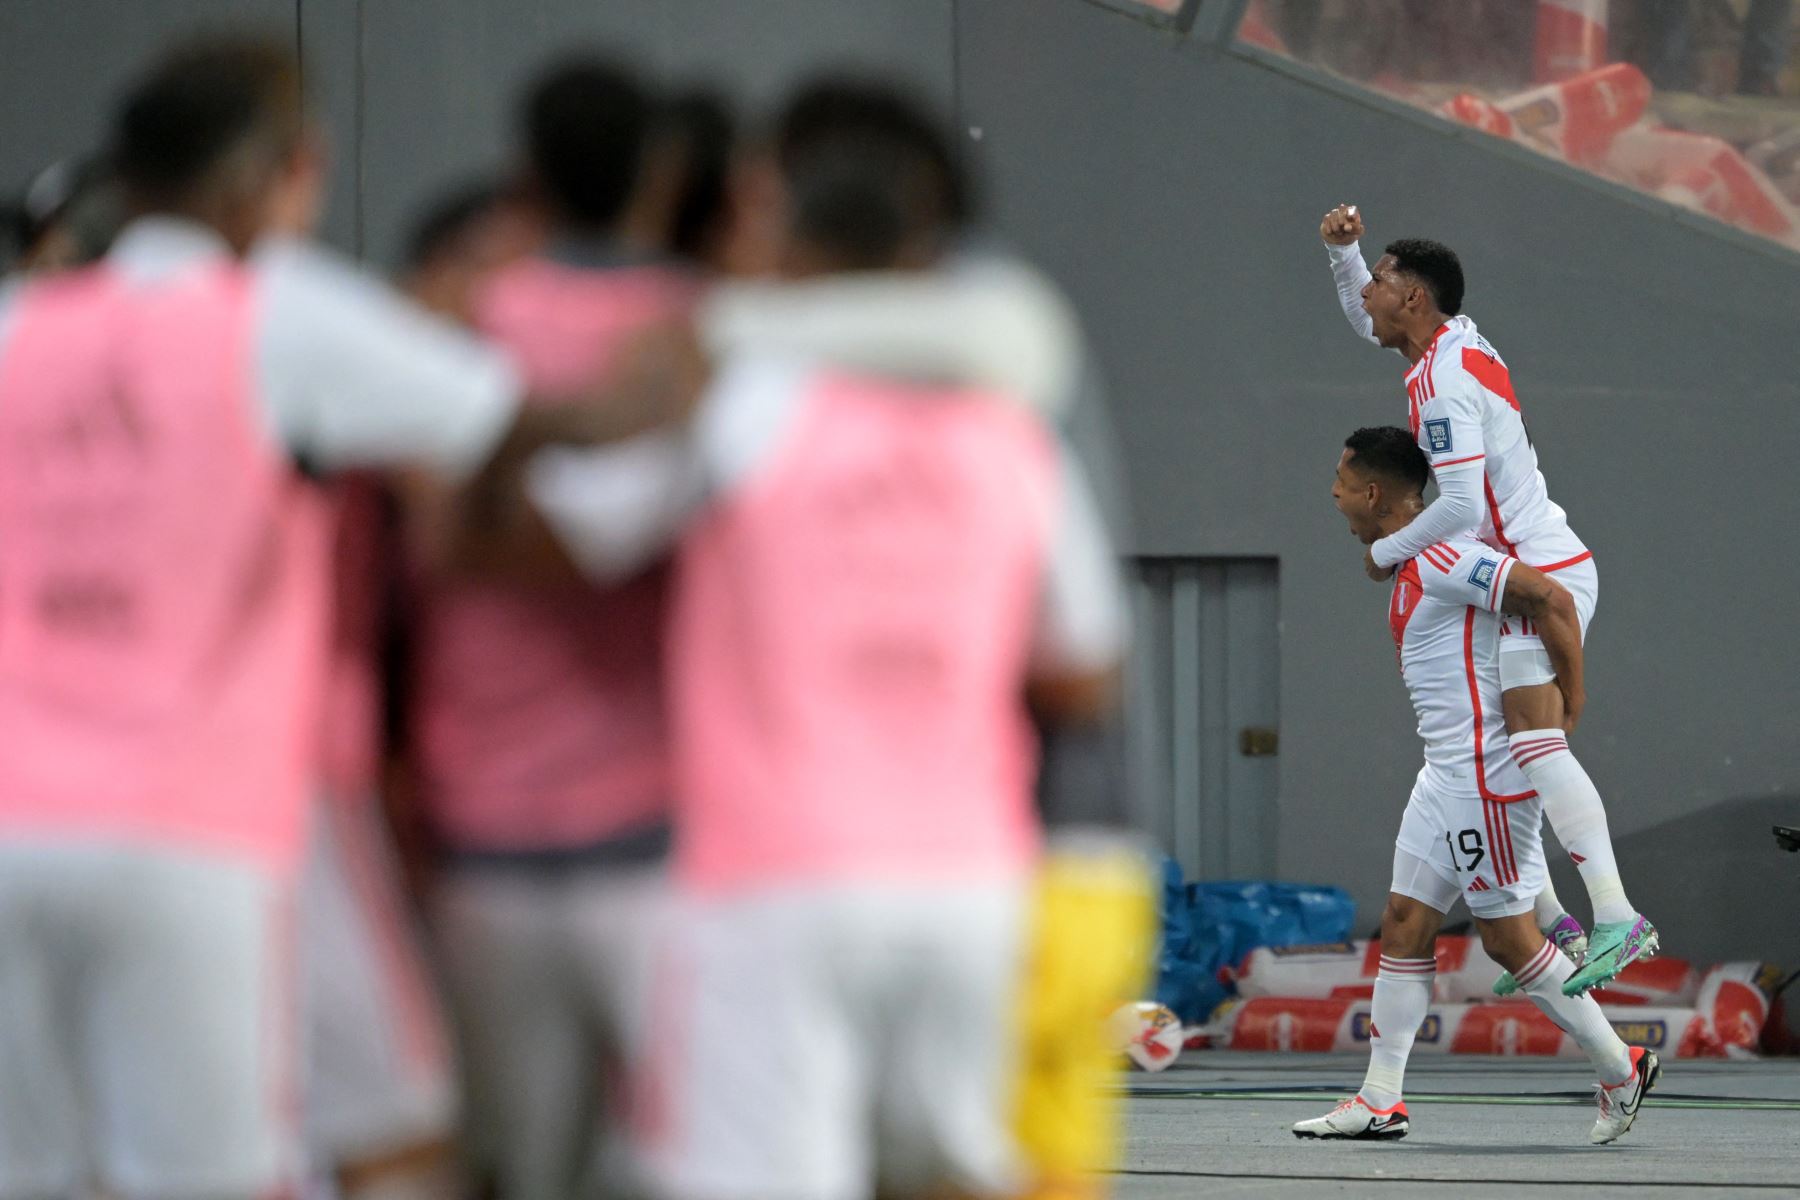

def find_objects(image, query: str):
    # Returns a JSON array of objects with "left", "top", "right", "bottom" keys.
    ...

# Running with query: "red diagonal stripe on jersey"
[
  {"left": 1462, "top": 345, "right": 1520, "bottom": 413},
  {"left": 1536, "top": 551, "right": 1594, "bottom": 573},
  {"left": 1424, "top": 549, "right": 1455, "bottom": 573},
  {"left": 1570, "top": 852, "right": 1586, "bottom": 865},
  {"left": 1483, "top": 476, "right": 1520, "bottom": 557},
  {"left": 1435, "top": 453, "right": 1485, "bottom": 468},
  {"left": 1464, "top": 610, "right": 1535, "bottom": 803},
  {"left": 1390, "top": 562, "right": 1423, "bottom": 653}
]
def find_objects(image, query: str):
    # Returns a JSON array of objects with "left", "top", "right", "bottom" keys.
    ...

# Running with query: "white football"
[{"left": 1108, "top": 1001, "right": 1185, "bottom": 1072}]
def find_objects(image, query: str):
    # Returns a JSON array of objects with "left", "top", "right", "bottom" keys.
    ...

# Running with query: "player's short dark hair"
[
  {"left": 112, "top": 38, "right": 305, "bottom": 206},
  {"left": 1344, "top": 426, "right": 1429, "bottom": 496},
  {"left": 401, "top": 179, "right": 506, "bottom": 272},
  {"left": 1384, "top": 237, "right": 1464, "bottom": 315},
  {"left": 523, "top": 57, "right": 653, "bottom": 230},
  {"left": 773, "top": 77, "right": 972, "bottom": 270},
  {"left": 659, "top": 88, "right": 735, "bottom": 262}
]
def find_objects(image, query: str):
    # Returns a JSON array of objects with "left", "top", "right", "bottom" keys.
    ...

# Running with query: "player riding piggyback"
[{"left": 1319, "top": 204, "right": 1655, "bottom": 996}]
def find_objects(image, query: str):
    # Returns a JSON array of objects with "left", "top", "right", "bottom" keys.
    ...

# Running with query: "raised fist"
[{"left": 1320, "top": 203, "right": 1365, "bottom": 247}]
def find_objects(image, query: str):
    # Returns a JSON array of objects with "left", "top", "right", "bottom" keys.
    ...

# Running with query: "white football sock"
[
  {"left": 1510, "top": 729, "right": 1635, "bottom": 925},
  {"left": 1532, "top": 877, "right": 1569, "bottom": 933},
  {"left": 1514, "top": 938, "right": 1634, "bottom": 1085},
  {"left": 1359, "top": 956, "right": 1434, "bottom": 1109}
]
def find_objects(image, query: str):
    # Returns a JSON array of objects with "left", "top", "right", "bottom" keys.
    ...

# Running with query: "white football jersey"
[
  {"left": 1388, "top": 534, "right": 1535, "bottom": 801},
  {"left": 1404, "top": 316, "right": 1588, "bottom": 567}
]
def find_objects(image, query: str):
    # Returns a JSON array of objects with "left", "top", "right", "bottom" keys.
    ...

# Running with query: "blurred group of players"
[{"left": 0, "top": 36, "right": 1154, "bottom": 1200}]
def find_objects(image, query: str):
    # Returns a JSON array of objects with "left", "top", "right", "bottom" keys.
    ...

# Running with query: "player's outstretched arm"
[
  {"left": 1499, "top": 565, "right": 1585, "bottom": 731},
  {"left": 1319, "top": 203, "right": 1377, "bottom": 345},
  {"left": 1369, "top": 463, "right": 1484, "bottom": 571}
]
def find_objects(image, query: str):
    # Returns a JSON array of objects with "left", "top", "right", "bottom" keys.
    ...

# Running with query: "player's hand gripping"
[
  {"left": 1363, "top": 546, "right": 1395, "bottom": 582},
  {"left": 1558, "top": 680, "right": 1585, "bottom": 734},
  {"left": 1320, "top": 203, "right": 1365, "bottom": 247}
]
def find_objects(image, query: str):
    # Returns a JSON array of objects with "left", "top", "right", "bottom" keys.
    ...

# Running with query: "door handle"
[{"left": 1238, "top": 727, "right": 1279, "bottom": 757}]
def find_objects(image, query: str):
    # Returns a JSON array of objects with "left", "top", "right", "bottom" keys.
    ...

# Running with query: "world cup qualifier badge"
[
  {"left": 1424, "top": 418, "right": 1453, "bottom": 454},
  {"left": 1468, "top": 558, "right": 1498, "bottom": 591}
]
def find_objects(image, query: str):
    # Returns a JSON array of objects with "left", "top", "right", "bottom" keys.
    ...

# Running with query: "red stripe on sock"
[
  {"left": 1514, "top": 941, "right": 1559, "bottom": 988},
  {"left": 1513, "top": 742, "right": 1569, "bottom": 769}
]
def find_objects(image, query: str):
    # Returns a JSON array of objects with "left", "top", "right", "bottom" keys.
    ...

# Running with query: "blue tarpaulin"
[{"left": 1154, "top": 858, "right": 1356, "bottom": 1022}]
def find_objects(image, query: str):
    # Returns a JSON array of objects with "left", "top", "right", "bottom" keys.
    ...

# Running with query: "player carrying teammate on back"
[
  {"left": 1318, "top": 205, "right": 1653, "bottom": 995},
  {"left": 1294, "top": 427, "right": 1658, "bottom": 1145}
]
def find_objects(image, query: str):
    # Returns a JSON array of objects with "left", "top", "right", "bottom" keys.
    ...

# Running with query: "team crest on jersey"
[
  {"left": 1468, "top": 558, "right": 1498, "bottom": 591},
  {"left": 1424, "top": 418, "right": 1453, "bottom": 454}
]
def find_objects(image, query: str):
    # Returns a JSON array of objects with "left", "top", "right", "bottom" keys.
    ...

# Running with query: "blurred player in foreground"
[
  {"left": 0, "top": 38, "right": 663, "bottom": 1198},
  {"left": 1295, "top": 427, "right": 1657, "bottom": 1145},
  {"left": 298, "top": 182, "right": 540, "bottom": 1200},
  {"left": 410, "top": 59, "right": 703, "bottom": 1200},
  {"left": 521, "top": 80, "right": 1127, "bottom": 1199},
  {"left": 1319, "top": 204, "right": 1655, "bottom": 995},
  {"left": 697, "top": 87, "right": 1152, "bottom": 1193}
]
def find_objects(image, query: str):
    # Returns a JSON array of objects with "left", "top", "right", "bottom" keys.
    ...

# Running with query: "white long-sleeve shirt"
[
  {"left": 0, "top": 218, "right": 521, "bottom": 478},
  {"left": 1325, "top": 241, "right": 1587, "bottom": 570}
]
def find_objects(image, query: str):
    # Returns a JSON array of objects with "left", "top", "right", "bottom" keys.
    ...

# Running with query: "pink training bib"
[
  {"left": 411, "top": 256, "right": 695, "bottom": 853},
  {"left": 0, "top": 263, "right": 329, "bottom": 870},
  {"left": 670, "top": 372, "right": 1054, "bottom": 892},
  {"left": 317, "top": 475, "right": 390, "bottom": 803}
]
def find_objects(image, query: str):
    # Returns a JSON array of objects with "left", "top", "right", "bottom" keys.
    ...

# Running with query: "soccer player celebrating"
[
  {"left": 1294, "top": 428, "right": 1658, "bottom": 1145},
  {"left": 407, "top": 62, "right": 702, "bottom": 1200},
  {"left": 1318, "top": 205, "right": 1654, "bottom": 995},
  {"left": 522, "top": 80, "right": 1127, "bottom": 1199},
  {"left": 0, "top": 39, "right": 678, "bottom": 1198}
]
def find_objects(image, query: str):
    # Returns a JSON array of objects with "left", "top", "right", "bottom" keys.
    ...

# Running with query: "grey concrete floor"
[{"left": 1114, "top": 1052, "right": 1800, "bottom": 1199}]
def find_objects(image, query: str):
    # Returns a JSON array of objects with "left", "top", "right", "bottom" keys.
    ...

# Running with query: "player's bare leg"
[
  {"left": 1293, "top": 892, "right": 1439, "bottom": 1140},
  {"left": 1473, "top": 911, "right": 1658, "bottom": 1143},
  {"left": 1502, "top": 682, "right": 1657, "bottom": 994}
]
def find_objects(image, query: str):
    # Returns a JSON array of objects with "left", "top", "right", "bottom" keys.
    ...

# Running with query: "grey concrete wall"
[
  {"left": 341, "top": 0, "right": 955, "bottom": 262},
  {"left": 4, "top": 0, "right": 1796, "bottom": 962},
  {"left": 956, "top": 0, "right": 1800, "bottom": 964},
  {"left": 0, "top": 0, "right": 294, "bottom": 202}
]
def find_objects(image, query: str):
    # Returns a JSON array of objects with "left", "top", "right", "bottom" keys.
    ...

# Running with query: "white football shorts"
[
  {"left": 430, "top": 859, "right": 666, "bottom": 1198},
  {"left": 0, "top": 840, "right": 297, "bottom": 1198},
  {"left": 1498, "top": 555, "right": 1597, "bottom": 690},
  {"left": 1392, "top": 769, "right": 1547, "bottom": 919},
  {"left": 639, "top": 877, "right": 1028, "bottom": 1200},
  {"left": 302, "top": 793, "right": 456, "bottom": 1164}
]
